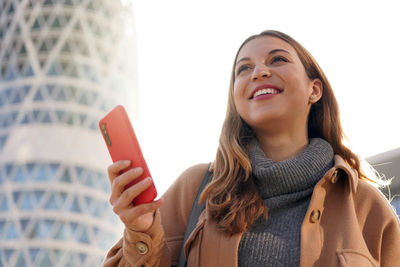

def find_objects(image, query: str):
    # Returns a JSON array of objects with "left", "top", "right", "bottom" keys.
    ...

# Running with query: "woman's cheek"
[
  {"left": 234, "top": 78, "right": 246, "bottom": 95},
  {"left": 233, "top": 84, "right": 243, "bottom": 102}
]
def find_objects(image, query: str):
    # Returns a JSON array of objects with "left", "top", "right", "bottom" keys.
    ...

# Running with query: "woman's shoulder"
[
  {"left": 177, "top": 163, "right": 210, "bottom": 184},
  {"left": 355, "top": 179, "right": 399, "bottom": 224},
  {"left": 159, "top": 163, "right": 210, "bottom": 241},
  {"left": 161, "top": 163, "right": 209, "bottom": 212},
  {"left": 171, "top": 163, "right": 210, "bottom": 193}
]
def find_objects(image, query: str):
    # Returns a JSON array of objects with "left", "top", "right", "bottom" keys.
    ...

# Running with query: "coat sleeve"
[
  {"left": 102, "top": 209, "right": 170, "bottom": 267},
  {"left": 102, "top": 164, "right": 208, "bottom": 267},
  {"left": 357, "top": 181, "right": 400, "bottom": 266},
  {"left": 380, "top": 207, "right": 400, "bottom": 266}
]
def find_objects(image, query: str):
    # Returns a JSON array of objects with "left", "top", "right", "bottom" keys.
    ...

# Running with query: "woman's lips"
[
  {"left": 250, "top": 84, "right": 283, "bottom": 99},
  {"left": 253, "top": 93, "right": 280, "bottom": 101}
]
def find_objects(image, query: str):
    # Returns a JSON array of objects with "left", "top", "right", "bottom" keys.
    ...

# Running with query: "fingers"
[
  {"left": 112, "top": 177, "right": 153, "bottom": 212},
  {"left": 107, "top": 160, "right": 131, "bottom": 183},
  {"left": 109, "top": 167, "right": 144, "bottom": 204},
  {"left": 118, "top": 198, "right": 164, "bottom": 226},
  {"left": 107, "top": 160, "right": 163, "bottom": 231}
]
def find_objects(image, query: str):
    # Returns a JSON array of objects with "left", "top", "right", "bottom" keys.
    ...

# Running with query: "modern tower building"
[{"left": 0, "top": 0, "right": 137, "bottom": 266}]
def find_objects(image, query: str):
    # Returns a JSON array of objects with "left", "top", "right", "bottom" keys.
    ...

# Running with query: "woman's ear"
[{"left": 309, "top": 78, "right": 323, "bottom": 103}]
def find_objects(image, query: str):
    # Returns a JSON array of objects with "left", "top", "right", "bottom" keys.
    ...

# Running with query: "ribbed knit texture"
[{"left": 238, "top": 138, "right": 334, "bottom": 267}]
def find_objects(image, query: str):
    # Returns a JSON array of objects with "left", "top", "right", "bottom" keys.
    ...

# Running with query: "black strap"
[{"left": 177, "top": 164, "right": 212, "bottom": 267}]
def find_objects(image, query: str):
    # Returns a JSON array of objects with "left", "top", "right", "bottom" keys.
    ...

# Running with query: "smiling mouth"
[{"left": 251, "top": 88, "right": 282, "bottom": 99}]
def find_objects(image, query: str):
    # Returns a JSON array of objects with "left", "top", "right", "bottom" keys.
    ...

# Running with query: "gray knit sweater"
[{"left": 238, "top": 138, "right": 334, "bottom": 267}]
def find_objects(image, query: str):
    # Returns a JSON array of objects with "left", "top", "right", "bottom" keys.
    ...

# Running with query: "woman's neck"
[{"left": 255, "top": 133, "right": 309, "bottom": 163}]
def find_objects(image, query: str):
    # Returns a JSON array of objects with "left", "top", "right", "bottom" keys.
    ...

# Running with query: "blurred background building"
[
  {"left": 367, "top": 148, "right": 400, "bottom": 217},
  {"left": 0, "top": 0, "right": 137, "bottom": 266}
]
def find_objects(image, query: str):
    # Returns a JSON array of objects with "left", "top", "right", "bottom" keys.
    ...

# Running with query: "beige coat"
[{"left": 103, "top": 155, "right": 400, "bottom": 267}]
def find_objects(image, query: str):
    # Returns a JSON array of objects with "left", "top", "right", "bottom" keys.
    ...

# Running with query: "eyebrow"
[{"left": 235, "top": 48, "right": 291, "bottom": 66}]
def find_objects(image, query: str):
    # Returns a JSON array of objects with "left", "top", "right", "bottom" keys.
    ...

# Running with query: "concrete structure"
[
  {"left": 367, "top": 148, "right": 400, "bottom": 216},
  {"left": 0, "top": 0, "right": 137, "bottom": 266}
]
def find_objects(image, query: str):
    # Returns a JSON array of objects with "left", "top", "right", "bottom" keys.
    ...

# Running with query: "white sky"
[{"left": 128, "top": 0, "right": 400, "bottom": 195}]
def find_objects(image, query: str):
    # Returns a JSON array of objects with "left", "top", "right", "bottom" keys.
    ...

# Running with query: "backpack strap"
[{"left": 177, "top": 163, "right": 212, "bottom": 267}]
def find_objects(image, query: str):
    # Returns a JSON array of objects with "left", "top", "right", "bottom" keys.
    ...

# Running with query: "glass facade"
[{"left": 0, "top": 0, "right": 137, "bottom": 266}]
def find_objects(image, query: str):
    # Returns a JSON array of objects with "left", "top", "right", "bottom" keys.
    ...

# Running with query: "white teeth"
[{"left": 253, "top": 88, "right": 280, "bottom": 98}]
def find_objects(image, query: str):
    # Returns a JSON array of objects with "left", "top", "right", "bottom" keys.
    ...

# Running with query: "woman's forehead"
[{"left": 237, "top": 36, "right": 295, "bottom": 59}]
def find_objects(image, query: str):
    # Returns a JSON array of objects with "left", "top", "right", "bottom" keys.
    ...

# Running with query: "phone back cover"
[{"left": 99, "top": 105, "right": 157, "bottom": 205}]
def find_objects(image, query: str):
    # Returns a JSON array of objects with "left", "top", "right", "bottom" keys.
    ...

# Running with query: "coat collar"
[{"left": 332, "top": 155, "right": 359, "bottom": 194}]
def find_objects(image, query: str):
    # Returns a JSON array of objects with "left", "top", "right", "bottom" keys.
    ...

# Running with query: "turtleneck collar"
[{"left": 249, "top": 137, "right": 334, "bottom": 199}]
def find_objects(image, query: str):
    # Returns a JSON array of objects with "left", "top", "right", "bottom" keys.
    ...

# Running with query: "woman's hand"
[{"left": 108, "top": 160, "right": 164, "bottom": 232}]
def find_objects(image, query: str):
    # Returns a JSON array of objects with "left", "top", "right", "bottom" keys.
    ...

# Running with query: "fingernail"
[{"left": 123, "top": 160, "right": 131, "bottom": 165}]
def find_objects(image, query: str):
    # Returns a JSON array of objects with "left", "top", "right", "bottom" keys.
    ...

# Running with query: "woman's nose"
[{"left": 251, "top": 65, "right": 271, "bottom": 81}]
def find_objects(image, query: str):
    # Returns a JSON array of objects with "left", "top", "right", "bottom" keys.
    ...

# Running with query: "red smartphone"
[{"left": 99, "top": 105, "right": 157, "bottom": 205}]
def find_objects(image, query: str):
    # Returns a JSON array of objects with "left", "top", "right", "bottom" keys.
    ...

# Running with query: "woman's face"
[{"left": 233, "top": 36, "right": 322, "bottom": 135}]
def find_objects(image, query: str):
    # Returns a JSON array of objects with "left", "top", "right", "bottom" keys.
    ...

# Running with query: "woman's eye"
[
  {"left": 271, "top": 56, "right": 288, "bottom": 64},
  {"left": 237, "top": 65, "right": 251, "bottom": 75}
]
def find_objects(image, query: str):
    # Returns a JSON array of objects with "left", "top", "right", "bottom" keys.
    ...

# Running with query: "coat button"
[
  {"left": 136, "top": 241, "right": 148, "bottom": 255},
  {"left": 310, "top": 209, "right": 321, "bottom": 223},
  {"left": 331, "top": 170, "right": 339, "bottom": 183}
]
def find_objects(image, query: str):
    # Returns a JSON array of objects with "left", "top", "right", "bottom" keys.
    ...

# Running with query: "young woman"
[{"left": 103, "top": 30, "right": 400, "bottom": 266}]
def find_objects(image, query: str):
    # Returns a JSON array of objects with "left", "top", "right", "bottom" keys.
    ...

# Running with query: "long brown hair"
[{"left": 199, "top": 30, "right": 369, "bottom": 235}]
